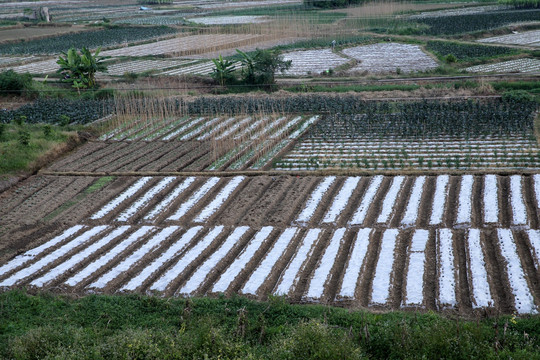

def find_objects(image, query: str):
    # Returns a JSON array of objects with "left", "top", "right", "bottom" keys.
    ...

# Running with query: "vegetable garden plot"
[
  {"left": 0, "top": 56, "right": 36, "bottom": 67},
  {"left": 1, "top": 174, "right": 540, "bottom": 313},
  {"left": 188, "top": 16, "right": 270, "bottom": 25},
  {"left": 100, "top": 34, "right": 263, "bottom": 57},
  {"left": 8, "top": 58, "right": 59, "bottom": 75},
  {"left": 197, "top": 0, "right": 301, "bottom": 9},
  {"left": 465, "top": 59, "right": 540, "bottom": 74},
  {"left": 478, "top": 30, "right": 540, "bottom": 47},
  {"left": 274, "top": 103, "right": 539, "bottom": 171},
  {"left": 343, "top": 43, "right": 438, "bottom": 74},
  {"left": 160, "top": 62, "right": 225, "bottom": 76},
  {"left": 408, "top": 5, "right": 506, "bottom": 19},
  {"left": 103, "top": 59, "right": 198, "bottom": 76},
  {"left": 71, "top": 115, "right": 318, "bottom": 172},
  {"left": 280, "top": 49, "right": 350, "bottom": 76}
]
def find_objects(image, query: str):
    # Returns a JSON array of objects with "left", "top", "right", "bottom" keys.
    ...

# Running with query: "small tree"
[
  {"left": 236, "top": 49, "right": 291, "bottom": 89},
  {"left": 57, "top": 47, "right": 107, "bottom": 92},
  {"left": 211, "top": 55, "right": 236, "bottom": 86}
]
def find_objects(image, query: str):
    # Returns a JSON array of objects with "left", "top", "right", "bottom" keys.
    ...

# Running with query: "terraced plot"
[
  {"left": 8, "top": 58, "right": 58, "bottom": 74},
  {"left": 53, "top": 115, "right": 318, "bottom": 172},
  {"left": 100, "top": 34, "right": 264, "bottom": 57},
  {"left": 465, "top": 58, "right": 540, "bottom": 74},
  {"left": 103, "top": 59, "right": 198, "bottom": 76},
  {"left": 1, "top": 174, "right": 539, "bottom": 314},
  {"left": 343, "top": 43, "right": 438, "bottom": 74},
  {"left": 478, "top": 30, "right": 540, "bottom": 47},
  {"left": 188, "top": 16, "right": 270, "bottom": 25},
  {"left": 281, "top": 49, "right": 350, "bottom": 76}
]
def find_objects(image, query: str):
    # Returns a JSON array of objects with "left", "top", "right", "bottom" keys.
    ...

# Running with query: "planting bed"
[
  {"left": 100, "top": 34, "right": 264, "bottom": 57},
  {"left": 188, "top": 16, "right": 270, "bottom": 25},
  {"left": 478, "top": 30, "right": 540, "bottom": 47},
  {"left": 1, "top": 174, "right": 539, "bottom": 314},
  {"left": 160, "top": 61, "right": 223, "bottom": 76},
  {"left": 8, "top": 58, "right": 58, "bottom": 75},
  {"left": 281, "top": 49, "right": 350, "bottom": 76},
  {"left": 104, "top": 59, "right": 198, "bottom": 76},
  {"left": 343, "top": 43, "right": 438, "bottom": 74},
  {"left": 465, "top": 59, "right": 540, "bottom": 74},
  {"left": 56, "top": 114, "right": 318, "bottom": 172}
]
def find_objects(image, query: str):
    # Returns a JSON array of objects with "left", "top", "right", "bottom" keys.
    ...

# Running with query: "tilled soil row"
[{"left": 0, "top": 224, "right": 538, "bottom": 314}]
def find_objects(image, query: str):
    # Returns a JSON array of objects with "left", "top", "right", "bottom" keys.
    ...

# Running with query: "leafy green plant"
[
  {"left": 0, "top": 70, "right": 32, "bottom": 96},
  {"left": 57, "top": 47, "right": 108, "bottom": 90},
  {"left": 42, "top": 124, "right": 52, "bottom": 137},
  {"left": 211, "top": 55, "right": 236, "bottom": 86},
  {"left": 236, "top": 49, "right": 292, "bottom": 89},
  {"left": 18, "top": 129, "right": 30, "bottom": 146},
  {"left": 445, "top": 54, "right": 457, "bottom": 63},
  {"left": 14, "top": 115, "right": 26, "bottom": 126}
]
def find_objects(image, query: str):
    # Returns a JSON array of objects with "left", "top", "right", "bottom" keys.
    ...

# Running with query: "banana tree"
[
  {"left": 57, "top": 46, "right": 107, "bottom": 90},
  {"left": 211, "top": 55, "right": 235, "bottom": 86}
]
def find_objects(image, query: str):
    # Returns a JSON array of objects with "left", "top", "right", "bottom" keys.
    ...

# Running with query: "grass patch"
[
  {"left": 0, "top": 122, "right": 81, "bottom": 174},
  {"left": 285, "top": 84, "right": 421, "bottom": 93},
  {"left": 1, "top": 290, "right": 539, "bottom": 359},
  {"left": 493, "top": 81, "right": 540, "bottom": 92}
]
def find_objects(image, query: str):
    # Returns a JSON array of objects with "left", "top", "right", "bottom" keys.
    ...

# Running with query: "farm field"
[
  {"left": 343, "top": 43, "right": 439, "bottom": 74},
  {"left": 478, "top": 30, "right": 540, "bottom": 47},
  {"left": 465, "top": 58, "right": 540, "bottom": 74},
  {"left": 1, "top": 174, "right": 539, "bottom": 314},
  {"left": 282, "top": 49, "right": 350, "bottom": 75}
]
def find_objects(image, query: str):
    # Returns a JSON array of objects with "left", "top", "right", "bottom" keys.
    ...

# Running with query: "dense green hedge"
[
  {"left": 1, "top": 291, "right": 539, "bottom": 359},
  {"left": 0, "top": 26, "right": 177, "bottom": 55}
]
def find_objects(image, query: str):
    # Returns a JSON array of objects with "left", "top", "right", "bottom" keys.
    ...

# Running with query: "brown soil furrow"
[
  {"left": 39, "top": 225, "right": 143, "bottom": 290},
  {"left": 524, "top": 175, "right": 539, "bottom": 230},
  {"left": 48, "top": 142, "right": 109, "bottom": 171},
  {"left": 482, "top": 229, "right": 514, "bottom": 313},
  {"left": 85, "top": 142, "right": 150, "bottom": 172},
  {"left": 194, "top": 228, "right": 257, "bottom": 296},
  {"left": 0, "top": 222, "right": 65, "bottom": 270},
  {"left": 69, "top": 226, "right": 160, "bottom": 292},
  {"left": 307, "top": 177, "right": 345, "bottom": 228},
  {"left": 98, "top": 142, "right": 164, "bottom": 173},
  {"left": 172, "top": 178, "right": 231, "bottom": 226},
  {"left": 25, "top": 177, "right": 95, "bottom": 224},
  {"left": 160, "top": 142, "right": 211, "bottom": 171},
  {"left": 388, "top": 176, "right": 414, "bottom": 228},
  {"left": 423, "top": 228, "right": 437, "bottom": 311},
  {"left": 215, "top": 176, "right": 274, "bottom": 226},
  {"left": 237, "top": 176, "right": 294, "bottom": 228},
  {"left": 182, "top": 153, "right": 214, "bottom": 172},
  {"left": 245, "top": 228, "right": 305, "bottom": 301},
  {"left": 87, "top": 178, "right": 162, "bottom": 225},
  {"left": 115, "top": 142, "right": 182, "bottom": 172},
  {"left": 132, "top": 141, "right": 191, "bottom": 172},
  {"left": 0, "top": 176, "right": 52, "bottom": 218},
  {"left": 513, "top": 230, "right": 540, "bottom": 303},
  {"left": 498, "top": 176, "right": 511, "bottom": 228},
  {"left": 60, "top": 142, "right": 131, "bottom": 172},
  {"left": 119, "top": 177, "right": 182, "bottom": 225},
  {"left": 8, "top": 226, "right": 112, "bottom": 287},
  {"left": 146, "top": 141, "right": 199, "bottom": 171},
  {"left": 1, "top": 177, "right": 78, "bottom": 226},
  {"left": 267, "top": 176, "right": 319, "bottom": 228},
  {"left": 213, "top": 228, "right": 280, "bottom": 296},
  {"left": 454, "top": 229, "right": 473, "bottom": 315},
  {"left": 417, "top": 176, "right": 435, "bottom": 228},
  {"left": 444, "top": 176, "right": 460, "bottom": 227},
  {"left": 289, "top": 229, "right": 331, "bottom": 302},
  {"left": 335, "top": 176, "right": 370, "bottom": 227},
  {"left": 358, "top": 229, "right": 384, "bottom": 307},
  {"left": 362, "top": 177, "right": 392, "bottom": 227},
  {"left": 111, "top": 226, "right": 226, "bottom": 296},
  {"left": 471, "top": 175, "right": 482, "bottom": 229},
  {"left": 390, "top": 228, "right": 411, "bottom": 309},
  {"left": 319, "top": 228, "right": 355, "bottom": 304}
]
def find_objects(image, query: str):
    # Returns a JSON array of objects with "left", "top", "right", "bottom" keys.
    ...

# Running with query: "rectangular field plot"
[
  {"left": 274, "top": 102, "right": 539, "bottom": 171},
  {"left": 103, "top": 59, "right": 198, "bottom": 76},
  {"left": 62, "top": 115, "right": 318, "bottom": 172},
  {"left": 1, "top": 223, "right": 538, "bottom": 314},
  {"left": 465, "top": 58, "right": 540, "bottom": 74},
  {"left": 478, "top": 30, "right": 540, "bottom": 47},
  {"left": 100, "top": 34, "right": 264, "bottom": 57}
]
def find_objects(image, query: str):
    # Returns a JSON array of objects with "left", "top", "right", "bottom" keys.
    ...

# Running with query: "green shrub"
[
  {"left": 0, "top": 123, "right": 4, "bottom": 139},
  {"left": 42, "top": 124, "right": 52, "bottom": 137},
  {"left": 502, "top": 89, "right": 536, "bottom": 102},
  {"left": 445, "top": 54, "right": 457, "bottom": 63},
  {"left": 17, "top": 128, "right": 30, "bottom": 146},
  {"left": 0, "top": 70, "right": 32, "bottom": 96}
]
